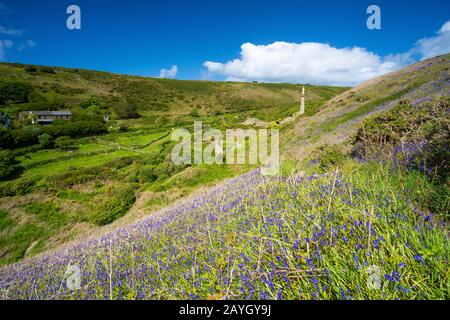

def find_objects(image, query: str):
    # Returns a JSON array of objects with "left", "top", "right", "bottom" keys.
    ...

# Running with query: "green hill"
[
  {"left": 0, "top": 55, "right": 448, "bottom": 300},
  {"left": 0, "top": 62, "right": 346, "bottom": 126},
  {"left": 0, "top": 62, "right": 346, "bottom": 265}
]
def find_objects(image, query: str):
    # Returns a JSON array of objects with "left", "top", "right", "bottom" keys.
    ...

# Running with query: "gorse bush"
[
  {"left": 24, "top": 65, "right": 37, "bottom": 73},
  {"left": 351, "top": 97, "right": 449, "bottom": 219},
  {"left": 91, "top": 185, "right": 136, "bottom": 226},
  {"left": 38, "top": 133, "right": 53, "bottom": 149},
  {"left": 0, "top": 176, "right": 37, "bottom": 197},
  {"left": 8, "top": 121, "right": 107, "bottom": 149},
  {"left": 0, "top": 81, "right": 32, "bottom": 103},
  {"left": 54, "top": 136, "right": 75, "bottom": 151},
  {"left": 42, "top": 121, "right": 107, "bottom": 139},
  {"left": 11, "top": 125, "right": 42, "bottom": 147},
  {"left": 352, "top": 98, "right": 449, "bottom": 181},
  {"left": 312, "top": 145, "right": 346, "bottom": 172},
  {"left": 114, "top": 98, "right": 140, "bottom": 119},
  {"left": 39, "top": 66, "right": 55, "bottom": 74},
  {"left": 0, "top": 150, "right": 21, "bottom": 180}
]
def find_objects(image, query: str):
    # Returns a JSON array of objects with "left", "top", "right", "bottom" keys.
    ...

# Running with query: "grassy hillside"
[
  {"left": 0, "top": 55, "right": 448, "bottom": 300},
  {"left": 0, "top": 63, "right": 346, "bottom": 265},
  {"left": 283, "top": 53, "right": 450, "bottom": 157},
  {"left": 1, "top": 111, "right": 448, "bottom": 298},
  {"left": 0, "top": 62, "right": 346, "bottom": 125}
]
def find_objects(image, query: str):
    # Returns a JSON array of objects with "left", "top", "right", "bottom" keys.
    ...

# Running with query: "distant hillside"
[
  {"left": 0, "top": 62, "right": 346, "bottom": 126},
  {"left": 0, "top": 63, "right": 347, "bottom": 266},
  {"left": 283, "top": 53, "right": 450, "bottom": 158}
]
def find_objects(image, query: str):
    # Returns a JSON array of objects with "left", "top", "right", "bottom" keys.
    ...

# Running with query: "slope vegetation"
[{"left": 0, "top": 55, "right": 449, "bottom": 299}]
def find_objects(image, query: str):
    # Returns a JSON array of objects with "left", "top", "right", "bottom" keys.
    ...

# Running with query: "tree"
[
  {"left": 39, "top": 66, "right": 55, "bottom": 74},
  {"left": 79, "top": 97, "right": 102, "bottom": 109},
  {"left": 11, "top": 125, "right": 41, "bottom": 147},
  {"left": 0, "top": 150, "right": 20, "bottom": 180},
  {"left": 0, "top": 127, "right": 12, "bottom": 148},
  {"left": 24, "top": 65, "right": 37, "bottom": 73},
  {"left": 114, "top": 98, "right": 140, "bottom": 119},
  {"left": 72, "top": 109, "right": 104, "bottom": 123},
  {"left": 55, "top": 136, "right": 76, "bottom": 151},
  {"left": 0, "top": 81, "right": 33, "bottom": 103},
  {"left": 42, "top": 121, "right": 107, "bottom": 139},
  {"left": 38, "top": 133, "right": 53, "bottom": 149},
  {"left": 26, "top": 91, "right": 50, "bottom": 110}
]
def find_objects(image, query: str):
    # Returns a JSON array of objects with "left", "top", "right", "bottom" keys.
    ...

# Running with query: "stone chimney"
[{"left": 300, "top": 86, "right": 305, "bottom": 115}]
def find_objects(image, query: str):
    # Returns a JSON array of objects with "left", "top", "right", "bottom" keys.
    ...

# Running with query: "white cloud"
[
  {"left": 0, "top": 25, "right": 23, "bottom": 36},
  {"left": 203, "top": 61, "right": 224, "bottom": 73},
  {"left": 203, "top": 42, "right": 402, "bottom": 86},
  {"left": 159, "top": 65, "right": 178, "bottom": 78},
  {"left": 203, "top": 20, "right": 450, "bottom": 86},
  {"left": 18, "top": 39, "right": 36, "bottom": 51},
  {"left": 413, "top": 20, "right": 450, "bottom": 60},
  {"left": 0, "top": 39, "right": 13, "bottom": 60}
]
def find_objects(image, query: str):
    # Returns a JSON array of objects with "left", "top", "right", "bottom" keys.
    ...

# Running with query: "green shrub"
[
  {"left": 54, "top": 136, "right": 76, "bottom": 151},
  {"left": 14, "top": 177, "right": 36, "bottom": 195},
  {"left": 45, "top": 158, "right": 133, "bottom": 188},
  {"left": 11, "top": 125, "right": 41, "bottom": 147},
  {"left": 352, "top": 98, "right": 449, "bottom": 181},
  {"left": 0, "top": 127, "right": 12, "bottom": 148},
  {"left": 189, "top": 108, "right": 200, "bottom": 117},
  {"left": 92, "top": 186, "right": 136, "bottom": 225},
  {"left": 0, "top": 210, "right": 15, "bottom": 231},
  {"left": 38, "top": 133, "right": 53, "bottom": 149},
  {"left": 137, "top": 165, "right": 158, "bottom": 183},
  {"left": 42, "top": 121, "right": 107, "bottom": 139},
  {"left": 46, "top": 167, "right": 106, "bottom": 188},
  {"left": 104, "top": 156, "right": 134, "bottom": 169},
  {"left": 0, "top": 176, "right": 37, "bottom": 197},
  {"left": 79, "top": 97, "right": 102, "bottom": 109},
  {"left": 312, "top": 145, "right": 346, "bottom": 172},
  {"left": 0, "top": 81, "right": 33, "bottom": 103},
  {"left": 0, "top": 150, "right": 21, "bottom": 180},
  {"left": 39, "top": 66, "right": 55, "bottom": 74},
  {"left": 25, "top": 202, "right": 66, "bottom": 227},
  {"left": 71, "top": 110, "right": 104, "bottom": 123},
  {"left": 24, "top": 65, "right": 37, "bottom": 73},
  {"left": 114, "top": 98, "right": 140, "bottom": 119}
]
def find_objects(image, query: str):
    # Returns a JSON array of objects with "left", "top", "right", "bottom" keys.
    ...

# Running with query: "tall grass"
[{"left": 0, "top": 159, "right": 447, "bottom": 299}]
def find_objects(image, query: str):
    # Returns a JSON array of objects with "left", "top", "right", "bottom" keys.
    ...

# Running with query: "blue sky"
[{"left": 0, "top": 0, "right": 449, "bottom": 85}]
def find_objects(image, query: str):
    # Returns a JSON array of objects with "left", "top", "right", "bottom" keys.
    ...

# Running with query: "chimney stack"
[{"left": 300, "top": 86, "right": 305, "bottom": 115}]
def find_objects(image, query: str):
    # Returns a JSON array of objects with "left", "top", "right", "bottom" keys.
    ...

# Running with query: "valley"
[{"left": 0, "top": 54, "right": 448, "bottom": 300}]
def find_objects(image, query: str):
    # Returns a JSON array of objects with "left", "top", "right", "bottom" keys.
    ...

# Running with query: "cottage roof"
[{"left": 19, "top": 111, "right": 72, "bottom": 116}]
